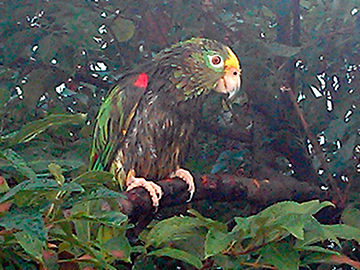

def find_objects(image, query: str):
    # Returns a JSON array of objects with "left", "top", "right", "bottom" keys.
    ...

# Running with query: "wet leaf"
[
  {"left": 274, "top": 214, "right": 305, "bottom": 240},
  {"left": 71, "top": 211, "right": 128, "bottom": 228},
  {"left": 246, "top": 200, "right": 334, "bottom": 239},
  {"left": 256, "top": 200, "right": 334, "bottom": 217},
  {"left": 0, "top": 149, "right": 38, "bottom": 181},
  {"left": 148, "top": 247, "right": 203, "bottom": 269},
  {"left": 0, "top": 179, "right": 59, "bottom": 204},
  {"left": 204, "top": 229, "right": 234, "bottom": 258},
  {"left": 324, "top": 224, "right": 360, "bottom": 242},
  {"left": 0, "top": 113, "right": 87, "bottom": 149},
  {"left": 111, "top": 18, "right": 135, "bottom": 42},
  {"left": 73, "top": 170, "right": 115, "bottom": 186},
  {"left": 341, "top": 207, "right": 360, "bottom": 228},
  {"left": 145, "top": 216, "right": 207, "bottom": 248},
  {"left": 15, "top": 231, "right": 45, "bottom": 261},
  {"left": 298, "top": 245, "right": 340, "bottom": 255},
  {"left": 0, "top": 207, "right": 47, "bottom": 260},
  {"left": 260, "top": 242, "right": 300, "bottom": 270},
  {"left": 103, "top": 235, "right": 131, "bottom": 262},
  {"left": 0, "top": 175, "right": 10, "bottom": 193},
  {"left": 295, "top": 217, "right": 341, "bottom": 247}
]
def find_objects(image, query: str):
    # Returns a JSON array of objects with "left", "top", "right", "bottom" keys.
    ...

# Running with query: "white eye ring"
[{"left": 208, "top": 55, "right": 224, "bottom": 68}]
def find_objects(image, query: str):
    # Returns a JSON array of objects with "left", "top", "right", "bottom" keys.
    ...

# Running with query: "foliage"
[
  {"left": 0, "top": 117, "right": 359, "bottom": 268},
  {"left": 0, "top": 0, "right": 360, "bottom": 269},
  {"left": 141, "top": 201, "right": 360, "bottom": 270}
]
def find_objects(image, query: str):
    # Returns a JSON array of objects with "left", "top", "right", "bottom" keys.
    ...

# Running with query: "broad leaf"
[
  {"left": 70, "top": 211, "right": 129, "bottom": 228},
  {"left": 0, "top": 207, "right": 47, "bottom": 260},
  {"left": 148, "top": 247, "right": 203, "bottom": 269},
  {"left": 145, "top": 216, "right": 208, "bottom": 248},
  {"left": 204, "top": 229, "right": 234, "bottom": 258},
  {"left": 0, "top": 179, "right": 59, "bottom": 204},
  {"left": 73, "top": 170, "right": 115, "bottom": 186},
  {"left": 324, "top": 224, "right": 360, "bottom": 242},
  {"left": 111, "top": 18, "right": 135, "bottom": 42},
  {"left": 296, "top": 217, "right": 341, "bottom": 247},
  {"left": 341, "top": 207, "right": 360, "bottom": 228},
  {"left": 102, "top": 235, "right": 131, "bottom": 263},
  {"left": 0, "top": 113, "right": 87, "bottom": 148},
  {"left": 15, "top": 231, "right": 45, "bottom": 261},
  {"left": 0, "top": 149, "right": 38, "bottom": 181},
  {"left": 260, "top": 242, "right": 300, "bottom": 270}
]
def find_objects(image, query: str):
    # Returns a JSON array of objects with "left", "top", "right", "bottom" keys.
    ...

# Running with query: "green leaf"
[
  {"left": 111, "top": 18, "right": 135, "bottom": 42},
  {"left": 0, "top": 207, "right": 47, "bottom": 260},
  {"left": 297, "top": 245, "right": 340, "bottom": 256},
  {"left": 255, "top": 200, "right": 334, "bottom": 219},
  {"left": 145, "top": 216, "right": 207, "bottom": 248},
  {"left": 15, "top": 231, "right": 45, "bottom": 261},
  {"left": 233, "top": 216, "right": 251, "bottom": 235},
  {"left": 0, "top": 207, "right": 47, "bottom": 239},
  {"left": 131, "top": 245, "right": 147, "bottom": 254},
  {"left": 0, "top": 113, "right": 87, "bottom": 148},
  {"left": 341, "top": 207, "right": 360, "bottom": 228},
  {"left": 61, "top": 5, "right": 101, "bottom": 50},
  {"left": 212, "top": 254, "right": 247, "bottom": 270},
  {"left": 188, "top": 209, "right": 228, "bottom": 232},
  {"left": 0, "top": 149, "right": 38, "bottom": 181},
  {"left": 0, "top": 175, "right": 10, "bottom": 193},
  {"left": 148, "top": 247, "right": 203, "bottom": 269},
  {"left": 296, "top": 217, "right": 341, "bottom": 247},
  {"left": 102, "top": 236, "right": 131, "bottom": 263},
  {"left": 204, "top": 229, "right": 234, "bottom": 258},
  {"left": 260, "top": 242, "right": 300, "bottom": 270},
  {"left": 324, "top": 224, "right": 360, "bottom": 242},
  {"left": 0, "top": 179, "right": 59, "bottom": 204},
  {"left": 70, "top": 211, "right": 129, "bottom": 228},
  {"left": 60, "top": 182, "right": 85, "bottom": 193},
  {"left": 73, "top": 170, "right": 115, "bottom": 186},
  {"left": 300, "top": 251, "right": 334, "bottom": 265},
  {"left": 237, "top": 200, "right": 333, "bottom": 241},
  {"left": 48, "top": 163, "right": 65, "bottom": 186},
  {"left": 275, "top": 214, "right": 305, "bottom": 240},
  {"left": 86, "top": 187, "right": 124, "bottom": 200}
]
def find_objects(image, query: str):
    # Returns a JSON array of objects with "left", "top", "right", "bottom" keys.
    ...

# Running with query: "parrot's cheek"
[{"left": 214, "top": 67, "right": 241, "bottom": 99}]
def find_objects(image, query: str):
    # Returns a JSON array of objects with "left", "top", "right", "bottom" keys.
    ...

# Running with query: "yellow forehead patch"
[{"left": 224, "top": 47, "right": 240, "bottom": 69}]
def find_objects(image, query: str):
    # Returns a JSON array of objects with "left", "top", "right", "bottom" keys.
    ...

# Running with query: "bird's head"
[{"left": 157, "top": 38, "right": 241, "bottom": 100}]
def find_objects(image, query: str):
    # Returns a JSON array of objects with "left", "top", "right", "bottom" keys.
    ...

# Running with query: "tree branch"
[{"left": 116, "top": 171, "right": 325, "bottom": 224}]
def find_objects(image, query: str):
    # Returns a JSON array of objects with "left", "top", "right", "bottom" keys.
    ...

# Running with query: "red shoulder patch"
[{"left": 133, "top": 73, "right": 148, "bottom": 88}]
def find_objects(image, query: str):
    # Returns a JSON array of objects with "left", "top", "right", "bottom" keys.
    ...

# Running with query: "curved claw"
[
  {"left": 126, "top": 171, "right": 163, "bottom": 207},
  {"left": 171, "top": 168, "right": 195, "bottom": 202}
]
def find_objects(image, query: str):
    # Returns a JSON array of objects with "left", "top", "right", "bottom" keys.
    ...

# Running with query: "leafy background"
[{"left": 0, "top": 0, "right": 360, "bottom": 269}]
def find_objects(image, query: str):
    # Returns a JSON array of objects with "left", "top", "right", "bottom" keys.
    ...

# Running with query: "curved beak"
[
  {"left": 215, "top": 66, "right": 241, "bottom": 100},
  {"left": 214, "top": 47, "right": 241, "bottom": 100}
]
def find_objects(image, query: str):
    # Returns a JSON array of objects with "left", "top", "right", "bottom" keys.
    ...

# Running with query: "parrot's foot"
[
  {"left": 171, "top": 168, "right": 195, "bottom": 202},
  {"left": 126, "top": 170, "right": 163, "bottom": 207}
]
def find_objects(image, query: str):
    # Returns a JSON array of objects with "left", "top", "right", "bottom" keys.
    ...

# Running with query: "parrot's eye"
[{"left": 209, "top": 55, "right": 224, "bottom": 68}]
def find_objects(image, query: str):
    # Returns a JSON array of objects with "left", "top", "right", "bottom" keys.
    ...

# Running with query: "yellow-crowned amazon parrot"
[{"left": 89, "top": 38, "right": 241, "bottom": 207}]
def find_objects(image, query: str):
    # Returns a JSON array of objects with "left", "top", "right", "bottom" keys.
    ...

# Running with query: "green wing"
[{"left": 89, "top": 76, "right": 145, "bottom": 172}]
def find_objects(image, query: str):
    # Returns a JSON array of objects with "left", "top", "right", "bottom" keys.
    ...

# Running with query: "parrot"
[{"left": 89, "top": 38, "right": 241, "bottom": 207}]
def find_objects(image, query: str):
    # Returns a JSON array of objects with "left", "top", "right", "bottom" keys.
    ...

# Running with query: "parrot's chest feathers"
[{"left": 117, "top": 94, "right": 196, "bottom": 180}]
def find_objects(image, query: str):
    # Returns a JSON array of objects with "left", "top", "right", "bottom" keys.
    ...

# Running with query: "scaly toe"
[
  {"left": 126, "top": 177, "right": 163, "bottom": 208},
  {"left": 172, "top": 168, "right": 195, "bottom": 202}
]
